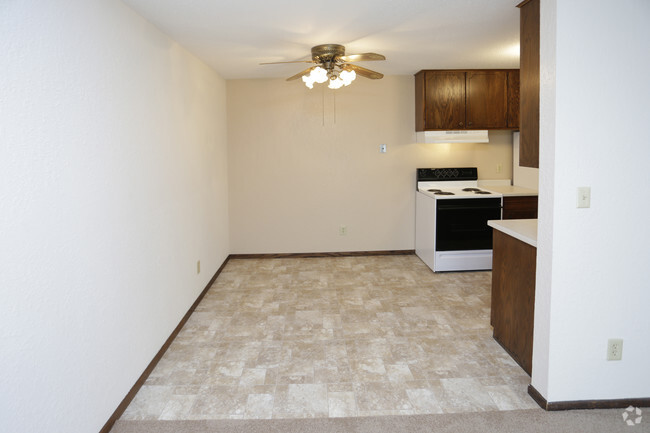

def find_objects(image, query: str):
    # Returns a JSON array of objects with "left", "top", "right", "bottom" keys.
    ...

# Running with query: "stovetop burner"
[
  {"left": 417, "top": 167, "right": 503, "bottom": 200},
  {"left": 460, "top": 187, "right": 493, "bottom": 194}
]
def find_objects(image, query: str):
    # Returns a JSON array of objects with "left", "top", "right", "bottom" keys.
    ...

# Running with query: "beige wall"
[
  {"left": 227, "top": 76, "right": 513, "bottom": 254},
  {"left": 1, "top": 1, "right": 229, "bottom": 431}
]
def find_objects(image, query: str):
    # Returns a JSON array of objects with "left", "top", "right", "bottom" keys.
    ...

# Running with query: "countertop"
[
  {"left": 482, "top": 185, "right": 538, "bottom": 197},
  {"left": 488, "top": 219, "right": 538, "bottom": 247}
]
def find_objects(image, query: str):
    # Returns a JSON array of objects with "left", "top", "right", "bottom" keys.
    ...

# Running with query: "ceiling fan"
[{"left": 260, "top": 44, "right": 386, "bottom": 89}]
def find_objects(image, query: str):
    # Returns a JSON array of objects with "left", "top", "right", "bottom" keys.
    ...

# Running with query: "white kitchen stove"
[{"left": 415, "top": 167, "right": 503, "bottom": 272}]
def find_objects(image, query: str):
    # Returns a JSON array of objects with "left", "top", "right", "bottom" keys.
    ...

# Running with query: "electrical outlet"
[
  {"left": 607, "top": 338, "right": 623, "bottom": 361},
  {"left": 197, "top": 260, "right": 201, "bottom": 274},
  {"left": 496, "top": 163, "right": 502, "bottom": 173},
  {"left": 339, "top": 225, "right": 347, "bottom": 236}
]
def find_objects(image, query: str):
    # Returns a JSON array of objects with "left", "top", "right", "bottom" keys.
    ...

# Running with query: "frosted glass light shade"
[
  {"left": 340, "top": 69, "right": 356, "bottom": 85},
  {"left": 303, "top": 66, "right": 355, "bottom": 90}
]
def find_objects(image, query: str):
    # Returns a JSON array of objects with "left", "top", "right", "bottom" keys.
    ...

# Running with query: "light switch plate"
[{"left": 577, "top": 187, "right": 591, "bottom": 208}]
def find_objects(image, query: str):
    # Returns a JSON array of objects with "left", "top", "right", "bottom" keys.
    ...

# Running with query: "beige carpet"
[{"left": 111, "top": 408, "right": 647, "bottom": 433}]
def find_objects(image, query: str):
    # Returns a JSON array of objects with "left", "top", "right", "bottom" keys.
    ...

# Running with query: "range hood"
[{"left": 416, "top": 130, "right": 489, "bottom": 143}]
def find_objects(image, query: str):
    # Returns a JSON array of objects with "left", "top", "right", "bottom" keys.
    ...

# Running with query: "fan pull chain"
[{"left": 322, "top": 86, "right": 325, "bottom": 127}]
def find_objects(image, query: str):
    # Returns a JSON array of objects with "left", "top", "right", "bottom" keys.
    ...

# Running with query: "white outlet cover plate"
[{"left": 607, "top": 338, "right": 623, "bottom": 361}]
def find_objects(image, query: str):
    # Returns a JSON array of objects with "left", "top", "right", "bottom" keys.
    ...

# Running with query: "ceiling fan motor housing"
[{"left": 311, "top": 44, "right": 346, "bottom": 62}]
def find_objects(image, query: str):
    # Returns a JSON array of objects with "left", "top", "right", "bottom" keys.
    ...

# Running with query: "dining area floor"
[{"left": 120, "top": 255, "right": 538, "bottom": 420}]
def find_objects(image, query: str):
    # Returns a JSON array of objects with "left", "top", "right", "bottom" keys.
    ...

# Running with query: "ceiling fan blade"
[
  {"left": 286, "top": 66, "right": 317, "bottom": 81},
  {"left": 260, "top": 60, "right": 315, "bottom": 65},
  {"left": 344, "top": 64, "right": 384, "bottom": 79},
  {"left": 339, "top": 53, "right": 386, "bottom": 62}
]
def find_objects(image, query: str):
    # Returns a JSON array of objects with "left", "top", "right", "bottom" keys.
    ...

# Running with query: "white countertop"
[
  {"left": 482, "top": 185, "right": 538, "bottom": 197},
  {"left": 488, "top": 219, "right": 538, "bottom": 247}
]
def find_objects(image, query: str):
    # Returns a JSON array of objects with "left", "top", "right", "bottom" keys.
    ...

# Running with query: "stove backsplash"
[{"left": 417, "top": 130, "right": 514, "bottom": 182}]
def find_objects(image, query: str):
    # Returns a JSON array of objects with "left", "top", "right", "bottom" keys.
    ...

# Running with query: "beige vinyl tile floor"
[{"left": 120, "top": 255, "right": 538, "bottom": 420}]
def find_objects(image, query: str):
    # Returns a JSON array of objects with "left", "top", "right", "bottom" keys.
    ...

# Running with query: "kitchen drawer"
[{"left": 502, "top": 196, "right": 538, "bottom": 220}]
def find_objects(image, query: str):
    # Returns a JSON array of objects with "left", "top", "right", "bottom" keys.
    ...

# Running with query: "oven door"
[{"left": 435, "top": 198, "right": 502, "bottom": 251}]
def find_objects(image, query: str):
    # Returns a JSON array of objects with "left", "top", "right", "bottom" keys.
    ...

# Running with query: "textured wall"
[
  {"left": 512, "top": 132, "right": 539, "bottom": 190},
  {"left": 227, "top": 76, "right": 514, "bottom": 254},
  {"left": 533, "top": 0, "right": 650, "bottom": 402},
  {"left": 0, "top": 1, "right": 229, "bottom": 432}
]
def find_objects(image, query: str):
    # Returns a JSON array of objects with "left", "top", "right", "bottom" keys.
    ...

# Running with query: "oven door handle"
[{"left": 437, "top": 205, "right": 502, "bottom": 211}]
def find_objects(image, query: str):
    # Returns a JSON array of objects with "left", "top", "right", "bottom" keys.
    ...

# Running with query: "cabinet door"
[
  {"left": 507, "top": 70, "right": 520, "bottom": 128},
  {"left": 519, "top": 0, "right": 540, "bottom": 167},
  {"left": 424, "top": 71, "right": 466, "bottom": 130},
  {"left": 466, "top": 71, "right": 508, "bottom": 129},
  {"left": 491, "top": 230, "right": 536, "bottom": 375}
]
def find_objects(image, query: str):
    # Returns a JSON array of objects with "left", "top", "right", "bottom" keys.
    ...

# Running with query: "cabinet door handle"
[
  {"left": 458, "top": 121, "right": 464, "bottom": 127},
  {"left": 468, "top": 121, "right": 473, "bottom": 126}
]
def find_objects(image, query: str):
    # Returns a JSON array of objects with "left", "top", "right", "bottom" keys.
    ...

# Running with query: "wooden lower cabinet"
[
  {"left": 490, "top": 229, "right": 536, "bottom": 375},
  {"left": 502, "top": 196, "right": 538, "bottom": 220}
]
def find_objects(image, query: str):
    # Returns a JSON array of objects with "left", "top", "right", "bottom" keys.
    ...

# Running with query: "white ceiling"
[{"left": 122, "top": 0, "right": 520, "bottom": 80}]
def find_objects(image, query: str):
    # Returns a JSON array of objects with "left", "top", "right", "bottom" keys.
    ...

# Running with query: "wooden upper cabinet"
[
  {"left": 466, "top": 71, "right": 507, "bottom": 129},
  {"left": 423, "top": 71, "right": 466, "bottom": 130},
  {"left": 415, "top": 69, "right": 519, "bottom": 131},
  {"left": 507, "top": 70, "right": 520, "bottom": 128},
  {"left": 518, "top": 0, "right": 540, "bottom": 168}
]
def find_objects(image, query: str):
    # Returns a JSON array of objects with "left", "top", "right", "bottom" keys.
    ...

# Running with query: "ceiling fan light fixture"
[
  {"left": 302, "top": 66, "right": 328, "bottom": 89},
  {"left": 327, "top": 77, "right": 345, "bottom": 90},
  {"left": 340, "top": 69, "right": 356, "bottom": 85},
  {"left": 327, "top": 69, "right": 356, "bottom": 90},
  {"left": 263, "top": 44, "right": 384, "bottom": 88}
]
